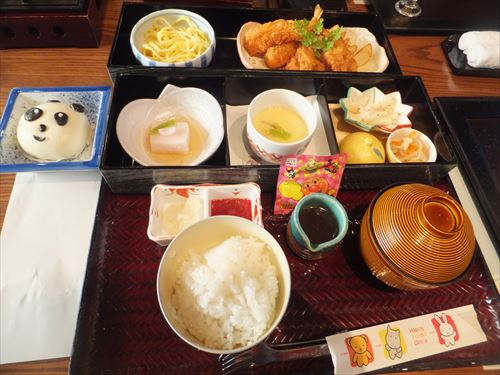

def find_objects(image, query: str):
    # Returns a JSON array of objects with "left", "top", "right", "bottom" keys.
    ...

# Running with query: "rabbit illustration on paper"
[
  {"left": 385, "top": 325, "right": 403, "bottom": 359},
  {"left": 434, "top": 313, "right": 457, "bottom": 347}
]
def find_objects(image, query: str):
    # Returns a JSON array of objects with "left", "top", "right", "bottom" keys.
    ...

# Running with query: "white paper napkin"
[
  {"left": 0, "top": 171, "right": 101, "bottom": 364},
  {"left": 458, "top": 31, "right": 500, "bottom": 69}
]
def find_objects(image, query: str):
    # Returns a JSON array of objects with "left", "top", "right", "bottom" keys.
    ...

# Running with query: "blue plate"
[{"left": 0, "top": 86, "right": 111, "bottom": 172}]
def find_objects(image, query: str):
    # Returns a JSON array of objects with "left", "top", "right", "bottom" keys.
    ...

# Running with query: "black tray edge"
[{"left": 434, "top": 96, "right": 500, "bottom": 252}]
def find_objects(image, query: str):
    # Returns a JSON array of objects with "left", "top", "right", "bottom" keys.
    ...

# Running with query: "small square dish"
[
  {"left": 148, "top": 183, "right": 262, "bottom": 246},
  {"left": 0, "top": 86, "right": 111, "bottom": 173}
]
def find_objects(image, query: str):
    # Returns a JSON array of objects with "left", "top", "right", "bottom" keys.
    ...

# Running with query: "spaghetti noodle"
[{"left": 141, "top": 16, "right": 210, "bottom": 63}]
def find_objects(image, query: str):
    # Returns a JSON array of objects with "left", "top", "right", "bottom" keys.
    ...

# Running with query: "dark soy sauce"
[{"left": 298, "top": 205, "right": 338, "bottom": 244}]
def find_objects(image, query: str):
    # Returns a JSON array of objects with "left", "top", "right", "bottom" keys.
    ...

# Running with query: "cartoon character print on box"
[
  {"left": 274, "top": 154, "right": 347, "bottom": 215},
  {"left": 345, "top": 334, "right": 374, "bottom": 367},
  {"left": 379, "top": 325, "right": 407, "bottom": 360},
  {"left": 16, "top": 101, "right": 91, "bottom": 161},
  {"left": 432, "top": 313, "right": 459, "bottom": 347}
]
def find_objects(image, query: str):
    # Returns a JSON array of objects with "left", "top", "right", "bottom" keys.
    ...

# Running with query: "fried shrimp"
[
  {"left": 243, "top": 19, "right": 301, "bottom": 56},
  {"left": 321, "top": 38, "right": 357, "bottom": 71},
  {"left": 264, "top": 42, "right": 299, "bottom": 68},
  {"left": 285, "top": 46, "right": 326, "bottom": 71}
]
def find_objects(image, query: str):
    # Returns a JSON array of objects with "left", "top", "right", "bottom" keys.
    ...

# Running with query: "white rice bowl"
[{"left": 157, "top": 216, "right": 291, "bottom": 354}]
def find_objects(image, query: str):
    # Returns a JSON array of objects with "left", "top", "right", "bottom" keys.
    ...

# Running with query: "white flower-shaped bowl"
[
  {"left": 339, "top": 87, "right": 413, "bottom": 133},
  {"left": 116, "top": 86, "right": 224, "bottom": 166},
  {"left": 130, "top": 9, "right": 216, "bottom": 68}
]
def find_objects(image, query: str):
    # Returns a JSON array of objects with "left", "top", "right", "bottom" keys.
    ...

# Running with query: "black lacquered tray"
[
  {"left": 435, "top": 97, "right": 500, "bottom": 252},
  {"left": 107, "top": 2, "right": 401, "bottom": 81},
  {"left": 371, "top": 0, "right": 500, "bottom": 35},
  {"left": 100, "top": 73, "right": 456, "bottom": 194},
  {"left": 70, "top": 179, "right": 500, "bottom": 374},
  {"left": 280, "top": 0, "right": 345, "bottom": 11},
  {"left": 441, "top": 34, "right": 500, "bottom": 78}
]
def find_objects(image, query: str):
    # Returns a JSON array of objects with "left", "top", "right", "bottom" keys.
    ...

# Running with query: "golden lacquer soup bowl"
[{"left": 360, "top": 183, "right": 475, "bottom": 291}]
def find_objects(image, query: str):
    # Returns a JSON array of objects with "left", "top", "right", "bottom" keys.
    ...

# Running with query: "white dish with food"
[
  {"left": 246, "top": 89, "right": 318, "bottom": 164},
  {"left": 0, "top": 86, "right": 110, "bottom": 173},
  {"left": 237, "top": 20, "right": 389, "bottom": 73},
  {"left": 148, "top": 183, "right": 263, "bottom": 246},
  {"left": 339, "top": 86, "right": 413, "bottom": 133},
  {"left": 386, "top": 128, "right": 437, "bottom": 163},
  {"left": 157, "top": 215, "right": 291, "bottom": 354},
  {"left": 225, "top": 94, "right": 331, "bottom": 165},
  {"left": 116, "top": 86, "right": 224, "bottom": 166},
  {"left": 130, "top": 9, "right": 216, "bottom": 68}
]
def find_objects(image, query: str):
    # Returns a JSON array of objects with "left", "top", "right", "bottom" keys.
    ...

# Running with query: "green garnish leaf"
[
  {"left": 295, "top": 17, "right": 343, "bottom": 57},
  {"left": 150, "top": 119, "right": 176, "bottom": 135},
  {"left": 262, "top": 121, "right": 291, "bottom": 141}
]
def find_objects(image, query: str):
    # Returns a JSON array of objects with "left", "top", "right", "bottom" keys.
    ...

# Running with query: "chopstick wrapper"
[
  {"left": 0, "top": 171, "right": 101, "bottom": 364},
  {"left": 326, "top": 304, "right": 487, "bottom": 374}
]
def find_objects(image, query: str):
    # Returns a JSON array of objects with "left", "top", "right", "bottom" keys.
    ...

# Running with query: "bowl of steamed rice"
[
  {"left": 157, "top": 216, "right": 291, "bottom": 354},
  {"left": 130, "top": 9, "right": 216, "bottom": 68}
]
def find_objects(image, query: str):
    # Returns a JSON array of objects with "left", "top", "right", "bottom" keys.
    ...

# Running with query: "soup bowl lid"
[{"left": 367, "top": 183, "right": 475, "bottom": 285}]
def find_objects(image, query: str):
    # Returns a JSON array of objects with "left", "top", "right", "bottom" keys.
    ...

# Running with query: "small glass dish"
[
  {"left": 148, "top": 183, "right": 263, "bottom": 246},
  {"left": 0, "top": 86, "right": 111, "bottom": 173}
]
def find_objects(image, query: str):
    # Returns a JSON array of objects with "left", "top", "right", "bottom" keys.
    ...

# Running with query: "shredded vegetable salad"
[{"left": 390, "top": 131, "right": 428, "bottom": 162}]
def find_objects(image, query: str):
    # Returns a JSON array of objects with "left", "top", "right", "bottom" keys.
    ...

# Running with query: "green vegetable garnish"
[
  {"left": 150, "top": 119, "right": 177, "bottom": 135},
  {"left": 295, "top": 18, "right": 343, "bottom": 57},
  {"left": 262, "top": 121, "right": 291, "bottom": 141}
]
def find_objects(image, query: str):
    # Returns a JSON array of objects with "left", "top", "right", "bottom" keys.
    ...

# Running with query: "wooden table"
[{"left": 0, "top": 1, "right": 499, "bottom": 374}]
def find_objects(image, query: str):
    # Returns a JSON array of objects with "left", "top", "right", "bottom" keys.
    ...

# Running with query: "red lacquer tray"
[{"left": 70, "top": 180, "right": 500, "bottom": 374}]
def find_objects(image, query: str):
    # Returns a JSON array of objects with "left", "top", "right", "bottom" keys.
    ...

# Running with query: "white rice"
[{"left": 168, "top": 235, "right": 279, "bottom": 350}]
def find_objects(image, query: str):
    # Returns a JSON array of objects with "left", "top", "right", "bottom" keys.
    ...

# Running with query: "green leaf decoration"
[
  {"left": 150, "top": 119, "right": 177, "bottom": 135},
  {"left": 295, "top": 17, "right": 343, "bottom": 57},
  {"left": 262, "top": 121, "right": 291, "bottom": 141}
]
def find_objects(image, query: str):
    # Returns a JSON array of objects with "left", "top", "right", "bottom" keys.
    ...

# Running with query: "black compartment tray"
[
  {"left": 107, "top": 2, "right": 402, "bottom": 82},
  {"left": 100, "top": 72, "right": 457, "bottom": 194},
  {"left": 371, "top": 0, "right": 500, "bottom": 35}
]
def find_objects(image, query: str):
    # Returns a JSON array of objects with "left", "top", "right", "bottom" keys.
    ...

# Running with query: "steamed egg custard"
[
  {"left": 253, "top": 106, "right": 308, "bottom": 143},
  {"left": 146, "top": 115, "right": 206, "bottom": 165}
]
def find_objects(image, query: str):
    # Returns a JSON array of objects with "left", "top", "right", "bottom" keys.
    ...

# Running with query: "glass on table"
[{"left": 394, "top": 0, "right": 422, "bottom": 17}]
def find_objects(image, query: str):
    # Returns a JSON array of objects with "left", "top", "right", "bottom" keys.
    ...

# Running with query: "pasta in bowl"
[{"left": 130, "top": 9, "right": 216, "bottom": 68}]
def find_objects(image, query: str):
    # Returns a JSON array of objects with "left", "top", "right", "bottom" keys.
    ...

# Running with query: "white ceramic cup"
[{"left": 246, "top": 89, "right": 318, "bottom": 164}]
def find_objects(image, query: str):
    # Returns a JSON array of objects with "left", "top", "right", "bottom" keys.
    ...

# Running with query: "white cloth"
[
  {"left": 0, "top": 171, "right": 101, "bottom": 364},
  {"left": 458, "top": 31, "right": 500, "bottom": 69}
]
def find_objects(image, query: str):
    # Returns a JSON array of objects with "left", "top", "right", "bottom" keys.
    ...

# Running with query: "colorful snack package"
[{"left": 273, "top": 153, "right": 347, "bottom": 215}]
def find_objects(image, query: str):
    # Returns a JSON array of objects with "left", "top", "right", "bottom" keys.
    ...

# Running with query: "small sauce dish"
[{"left": 148, "top": 183, "right": 262, "bottom": 246}]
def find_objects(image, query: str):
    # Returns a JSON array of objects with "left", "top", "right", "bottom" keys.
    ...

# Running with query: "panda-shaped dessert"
[{"left": 17, "top": 101, "right": 91, "bottom": 161}]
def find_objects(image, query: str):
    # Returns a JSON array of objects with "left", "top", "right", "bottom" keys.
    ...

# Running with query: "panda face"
[{"left": 17, "top": 101, "right": 91, "bottom": 161}]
